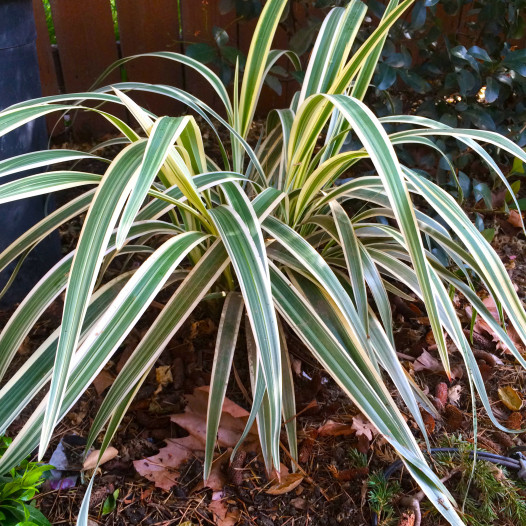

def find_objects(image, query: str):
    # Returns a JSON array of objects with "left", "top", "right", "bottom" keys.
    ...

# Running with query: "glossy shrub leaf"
[{"left": 186, "top": 43, "right": 218, "bottom": 64}]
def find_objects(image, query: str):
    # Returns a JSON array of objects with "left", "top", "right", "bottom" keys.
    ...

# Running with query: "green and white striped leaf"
[
  {"left": 39, "top": 140, "right": 147, "bottom": 458},
  {"left": 84, "top": 240, "right": 229, "bottom": 453},
  {"left": 269, "top": 264, "right": 462, "bottom": 525},
  {"left": 0, "top": 271, "right": 133, "bottom": 435},
  {"left": 330, "top": 200, "right": 368, "bottom": 332},
  {"left": 245, "top": 317, "right": 274, "bottom": 474},
  {"left": 279, "top": 321, "right": 298, "bottom": 465},
  {"left": 0, "top": 220, "right": 180, "bottom": 380},
  {"left": 77, "top": 375, "right": 145, "bottom": 526},
  {"left": 298, "top": 2, "right": 367, "bottom": 105},
  {"left": 319, "top": 94, "right": 450, "bottom": 376},
  {"left": 368, "top": 245, "right": 522, "bottom": 433},
  {"left": 403, "top": 167, "right": 526, "bottom": 350},
  {"left": 0, "top": 104, "right": 81, "bottom": 137},
  {"left": 0, "top": 150, "right": 105, "bottom": 179},
  {"left": 204, "top": 292, "right": 244, "bottom": 480},
  {"left": 0, "top": 232, "right": 208, "bottom": 474},
  {"left": 97, "top": 82, "right": 264, "bottom": 181},
  {"left": 116, "top": 116, "right": 192, "bottom": 248},
  {"left": 383, "top": 115, "right": 526, "bottom": 230},
  {"left": 264, "top": 212, "right": 370, "bottom": 356},
  {"left": 351, "top": 0, "right": 400, "bottom": 101},
  {"left": 94, "top": 51, "right": 233, "bottom": 117},
  {"left": 0, "top": 190, "right": 94, "bottom": 273},
  {"left": 0, "top": 172, "right": 100, "bottom": 203},
  {"left": 238, "top": 0, "right": 288, "bottom": 138},
  {"left": 330, "top": 0, "right": 414, "bottom": 95},
  {"left": 210, "top": 206, "right": 282, "bottom": 469}
]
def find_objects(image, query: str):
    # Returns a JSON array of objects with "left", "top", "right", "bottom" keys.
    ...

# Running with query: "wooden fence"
[
  {"left": 31, "top": 1, "right": 525, "bottom": 139},
  {"left": 32, "top": 0, "right": 315, "bottom": 138}
]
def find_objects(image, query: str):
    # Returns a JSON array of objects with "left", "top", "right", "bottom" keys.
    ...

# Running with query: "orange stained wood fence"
[
  {"left": 32, "top": 0, "right": 304, "bottom": 138},
  {"left": 30, "top": 0, "right": 525, "bottom": 139}
]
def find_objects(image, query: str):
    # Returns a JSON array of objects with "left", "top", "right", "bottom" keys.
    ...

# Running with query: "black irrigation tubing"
[{"left": 370, "top": 447, "right": 526, "bottom": 526}]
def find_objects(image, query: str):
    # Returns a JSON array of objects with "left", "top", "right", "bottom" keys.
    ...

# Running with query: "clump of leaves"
[
  {"left": 0, "top": 437, "right": 52, "bottom": 526},
  {"left": 368, "top": 471, "right": 401, "bottom": 526}
]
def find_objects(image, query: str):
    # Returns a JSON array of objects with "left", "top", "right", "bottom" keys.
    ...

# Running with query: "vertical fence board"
[
  {"left": 32, "top": 0, "right": 64, "bottom": 135},
  {"left": 179, "top": 0, "right": 238, "bottom": 114},
  {"left": 116, "top": 0, "right": 185, "bottom": 118},
  {"left": 50, "top": 0, "right": 122, "bottom": 137},
  {"left": 35, "top": 2, "right": 523, "bottom": 139},
  {"left": 32, "top": 0, "right": 58, "bottom": 97}
]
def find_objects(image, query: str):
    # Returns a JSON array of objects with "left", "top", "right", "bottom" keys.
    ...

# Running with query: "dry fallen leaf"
[
  {"left": 414, "top": 350, "right": 462, "bottom": 380},
  {"left": 398, "top": 511, "right": 416, "bottom": 526},
  {"left": 421, "top": 411, "right": 435, "bottom": 434},
  {"left": 414, "top": 350, "right": 444, "bottom": 374},
  {"left": 497, "top": 324, "right": 526, "bottom": 354},
  {"left": 291, "top": 497, "right": 308, "bottom": 510},
  {"left": 470, "top": 298, "right": 499, "bottom": 339},
  {"left": 435, "top": 382, "right": 448, "bottom": 408},
  {"left": 507, "top": 412, "right": 523, "bottom": 430},
  {"left": 188, "top": 318, "right": 216, "bottom": 340},
  {"left": 317, "top": 419, "right": 355, "bottom": 437},
  {"left": 134, "top": 387, "right": 258, "bottom": 491},
  {"left": 479, "top": 362, "right": 494, "bottom": 382},
  {"left": 448, "top": 385, "right": 462, "bottom": 406},
  {"left": 408, "top": 303, "right": 423, "bottom": 316},
  {"left": 473, "top": 350, "right": 503, "bottom": 367},
  {"left": 192, "top": 450, "right": 230, "bottom": 493},
  {"left": 265, "top": 473, "right": 304, "bottom": 495},
  {"left": 154, "top": 365, "right": 173, "bottom": 395},
  {"left": 507, "top": 209, "right": 524, "bottom": 228},
  {"left": 298, "top": 432, "right": 317, "bottom": 463},
  {"left": 444, "top": 404, "right": 463, "bottom": 431},
  {"left": 498, "top": 386, "right": 523, "bottom": 411},
  {"left": 351, "top": 414, "right": 378, "bottom": 441},
  {"left": 470, "top": 299, "right": 526, "bottom": 355},
  {"left": 290, "top": 356, "right": 302, "bottom": 376},
  {"left": 92, "top": 369, "right": 115, "bottom": 396},
  {"left": 482, "top": 296, "right": 499, "bottom": 321},
  {"left": 134, "top": 435, "right": 203, "bottom": 491},
  {"left": 83, "top": 446, "right": 118, "bottom": 471},
  {"left": 208, "top": 498, "right": 240, "bottom": 526},
  {"left": 328, "top": 464, "right": 368, "bottom": 481},
  {"left": 67, "top": 401, "right": 89, "bottom": 426}
]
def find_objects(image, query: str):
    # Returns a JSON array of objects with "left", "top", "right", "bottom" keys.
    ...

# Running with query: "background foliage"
[
  {"left": 215, "top": 0, "right": 526, "bottom": 143},
  {"left": 204, "top": 0, "right": 526, "bottom": 218}
]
